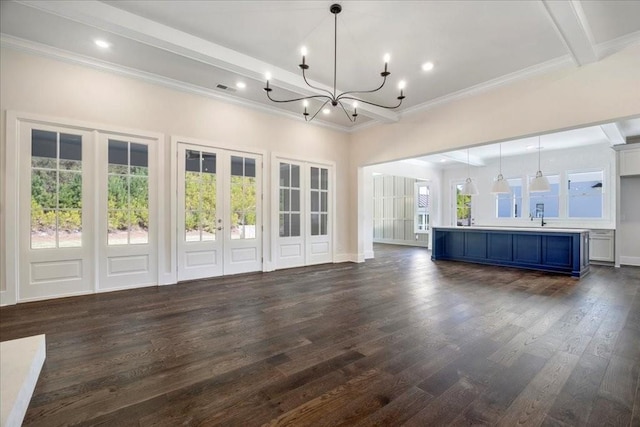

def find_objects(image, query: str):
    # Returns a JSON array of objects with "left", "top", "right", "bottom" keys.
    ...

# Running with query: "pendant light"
[
  {"left": 530, "top": 136, "right": 550, "bottom": 192},
  {"left": 461, "top": 149, "right": 479, "bottom": 195},
  {"left": 491, "top": 143, "right": 511, "bottom": 194}
]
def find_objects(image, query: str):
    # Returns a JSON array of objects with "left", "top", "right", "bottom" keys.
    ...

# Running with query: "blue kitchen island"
[{"left": 431, "top": 226, "right": 590, "bottom": 278}]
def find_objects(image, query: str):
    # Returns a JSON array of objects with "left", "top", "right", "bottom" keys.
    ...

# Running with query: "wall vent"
[{"left": 216, "top": 84, "right": 236, "bottom": 93}]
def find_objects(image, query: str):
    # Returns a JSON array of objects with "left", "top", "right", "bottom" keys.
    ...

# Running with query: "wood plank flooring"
[{"left": 1, "top": 244, "right": 639, "bottom": 426}]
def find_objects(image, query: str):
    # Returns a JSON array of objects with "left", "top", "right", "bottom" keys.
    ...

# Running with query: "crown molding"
[
  {"left": 0, "top": 35, "right": 352, "bottom": 133},
  {"left": 595, "top": 30, "right": 640, "bottom": 59}
]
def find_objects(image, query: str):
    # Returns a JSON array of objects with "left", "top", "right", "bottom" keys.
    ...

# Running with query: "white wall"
[
  {"left": 364, "top": 161, "right": 443, "bottom": 256},
  {"left": 441, "top": 143, "right": 616, "bottom": 229},
  {"left": 0, "top": 47, "right": 350, "bottom": 298},
  {"left": 350, "top": 44, "right": 640, "bottom": 259}
]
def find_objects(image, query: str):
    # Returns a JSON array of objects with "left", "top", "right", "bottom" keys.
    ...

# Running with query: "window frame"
[{"left": 414, "top": 181, "right": 430, "bottom": 234}]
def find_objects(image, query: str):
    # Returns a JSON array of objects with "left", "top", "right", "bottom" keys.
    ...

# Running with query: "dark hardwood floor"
[{"left": 1, "top": 244, "right": 639, "bottom": 426}]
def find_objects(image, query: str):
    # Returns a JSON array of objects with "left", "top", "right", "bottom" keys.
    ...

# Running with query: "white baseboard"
[
  {"left": 620, "top": 256, "right": 640, "bottom": 267},
  {"left": 0, "top": 290, "right": 17, "bottom": 307},
  {"left": 335, "top": 253, "right": 364, "bottom": 263},
  {"left": 373, "top": 239, "right": 428, "bottom": 248},
  {"left": 364, "top": 250, "right": 375, "bottom": 259}
]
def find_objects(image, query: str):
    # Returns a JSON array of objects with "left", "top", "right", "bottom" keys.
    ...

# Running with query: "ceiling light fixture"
[
  {"left": 236, "top": 82, "right": 246, "bottom": 89},
  {"left": 422, "top": 62, "right": 434, "bottom": 72},
  {"left": 264, "top": 3, "right": 405, "bottom": 123},
  {"left": 491, "top": 143, "right": 511, "bottom": 194},
  {"left": 94, "top": 39, "right": 111, "bottom": 49},
  {"left": 461, "top": 149, "right": 479, "bottom": 195},
  {"left": 530, "top": 136, "right": 550, "bottom": 192}
]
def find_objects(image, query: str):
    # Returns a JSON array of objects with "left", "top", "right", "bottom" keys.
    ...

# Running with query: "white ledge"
[{"left": 432, "top": 226, "right": 589, "bottom": 233}]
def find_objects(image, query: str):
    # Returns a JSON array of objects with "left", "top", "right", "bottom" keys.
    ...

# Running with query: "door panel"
[
  {"left": 177, "top": 145, "right": 223, "bottom": 281},
  {"left": 99, "top": 135, "right": 158, "bottom": 290},
  {"left": 19, "top": 123, "right": 94, "bottom": 301},
  {"left": 177, "top": 144, "right": 262, "bottom": 280}
]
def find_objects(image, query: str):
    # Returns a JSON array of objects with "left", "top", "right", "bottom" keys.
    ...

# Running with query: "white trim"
[
  {"left": 373, "top": 239, "right": 429, "bottom": 248},
  {"left": 364, "top": 250, "right": 375, "bottom": 260},
  {"left": 1, "top": 112, "right": 20, "bottom": 306},
  {"left": 16, "top": 290, "right": 93, "bottom": 304},
  {"left": 334, "top": 253, "right": 360, "bottom": 263},
  {"left": 95, "top": 282, "right": 157, "bottom": 293},
  {"left": 595, "top": 31, "right": 640, "bottom": 60},
  {"left": 620, "top": 256, "right": 640, "bottom": 267}
]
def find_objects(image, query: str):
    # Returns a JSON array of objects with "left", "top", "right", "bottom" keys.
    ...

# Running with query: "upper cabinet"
[{"left": 619, "top": 147, "right": 640, "bottom": 176}]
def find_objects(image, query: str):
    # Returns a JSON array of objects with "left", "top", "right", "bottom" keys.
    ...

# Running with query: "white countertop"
[{"left": 432, "top": 226, "right": 590, "bottom": 233}]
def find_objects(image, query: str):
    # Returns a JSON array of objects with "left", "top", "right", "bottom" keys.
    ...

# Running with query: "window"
[
  {"left": 31, "top": 129, "right": 83, "bottom": 248},
  {"left": 279, "top": 163, "right": 301, "bottom": 237},
  {"left": 496, "top": 178, "right": 522, "bottom": 218},
  {"left": 184, "top": 149, "right": 216, "bottom": 242},
  {"left": 567, "top": 170, "right": 604, "bottom": 218},
  {"left": 230, "top": 156, "right": 257, "bottom": 240},
  {"left": 529, "top": 174, "right": 559, "bottom": 218},
  {"left": 456, "top": 183, "right": 472, "bottom": 226},
  {"left": 310, "top": 167, "right": 328, "bottom": 236},
  {"left": 107, "top": 140, "right": 149, "bottom": 245},
  {"left": 415, "top": 182, "right": 429, "bottom": 233}
]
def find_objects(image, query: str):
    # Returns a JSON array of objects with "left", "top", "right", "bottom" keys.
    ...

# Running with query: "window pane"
[
  {"left": 291, "top": 165, "right": 300, "bottom": 188},
  {"left": 108, "top": 210, "right": 128, "bottom": 245},
  {"left": 568, "top": 171, "right": 604, "bottom": 218},
  {"left": 320, "top": 192, "right": 328, "bottom": 213},
  {"left": 291, "top": 213, "right": 300, "bottom": 237},
  {"left": 185, "top": 172, "right": 200, "bottom": 211},
  {"left": 244, "top": 211, "right": 256, "bottom": 239},
  {"left": 280, "top": 189, "right": 290, "bottom": 211},
  {"left": 529, "top": 175, "right": 560, "bottom": 218},
  {"left": 320, "top": 168, "right": 328, "bottom": 190},
  {"left": 201, "top": 173, "right": 216, "bottom": 212},
  {"left": 311, "top": 190, "right": 319, "bottom": 212},
  {"left": 280, "top": 163, "right": 290, "bottom": 187},
  {"left": 244, "top": 177, "right": 256, "bottom": 210},
  {"left": 291, "top": 189, "right": 300, "bottom": 212},
  {"left": 279, "top": 213, "right": 289, "bottom": 237},
  {"left": 311, "top": 213, "right": 320, "bottom": 235},
  {"left": 108, "top": 175, "right": 128, "bottom": 210},
  {"left": 58, "top": 171, "right": 82, "bottom": 209},
  {"left": 320, "top": 214, "right": 327, "bottom": 235},
  {"left": 185, "top": 211, "right": 200, "bottom": 242},
  {"left": 58, "top": 210, "right": 82, "bottom": 247},
  {"left": 202, "top": 153, "right": 216, "bottom": 174},
  {"left": 32, "top": 130, "right": 57, "bottom": 165},
  {"left": 31, "top": 209, "right": 56, "bottom": 249},
  {"left": 32, "top": 169, "right": 57, "bottom": 208},
  {"left": 186, "top": 150, "right": 201, "bottom": 172},
  {"left": 231, "top": 211, "right": 243, "bottom": 239},
  {"left": 59, "top": 133, "right": 82, "bottom": 160},
  {"left": 231, "top": 156, "right": 244, "bottom": 176},
  {"left": 130, "top": 176, "right": 149, "bottom": 209},
  {"left": 130, "top": 143, "right": 148, "bottom": 168},
  {"left": 108, "top": 140, "right": 128, "bottom": 169},
  {"left": 130, "top": 210, "right": 148, "bottom": 244},
  {"left": 202, "top": 210, "right": 216, "bottom": 241},
  {"left": 245, "top": 158, "right": 256, "bottom": 178},
  {"left": 311, "top": 167, "right": 319, "bottom": 189}
]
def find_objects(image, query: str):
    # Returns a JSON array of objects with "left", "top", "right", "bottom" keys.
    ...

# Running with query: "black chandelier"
[{"left": 263, "top": 3, "right": 406, "bottom": 122}]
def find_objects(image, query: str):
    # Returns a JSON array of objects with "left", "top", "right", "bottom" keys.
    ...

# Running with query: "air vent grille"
[{"left": 216, "top": 84, "right": 236, "bottom": 93}]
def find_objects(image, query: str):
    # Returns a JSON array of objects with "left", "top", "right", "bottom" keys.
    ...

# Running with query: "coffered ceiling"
[{"left": 1, "top": 0, "right": 640, "bottom": 131}]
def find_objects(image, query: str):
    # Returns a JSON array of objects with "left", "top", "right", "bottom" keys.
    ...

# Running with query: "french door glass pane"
[
  {"left": 31, "top": 129, "right": 83, "bottom": 249},
  {"left": 184, "top": 150, "right": 217, "bottom": 242},
  {"left": 108, "top": 140, "right": 149, "bottom": 245},
  {"left": 311, "top": 167, "right": 319, "bottom": 189},
  {"left": 311, "top": 213, "right": 320, "bottom": 236},
  {"left": 230, "top": 157, "right": 257, "bottom": 240}
]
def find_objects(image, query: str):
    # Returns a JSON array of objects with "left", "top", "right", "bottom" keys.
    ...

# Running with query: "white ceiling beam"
[
  {"left": 17, "top": 0, "right": 400, "bottom": 123},
  {"left": 541, "top": 0, "right": 598, "bottom": 66},
  {"left": 600, "top": 123, "right": 627, "bottom": 146}
]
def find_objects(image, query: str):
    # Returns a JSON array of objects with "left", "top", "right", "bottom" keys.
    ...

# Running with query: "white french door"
[
  {"left": 275, "top": 159, "right": 333, "bottom": 269},
  {"left": 177, "top": 143, "right": 262, "bottom": 281},
  {"left": 98, "top": 134, "right": 158, "bottom": 290},
  {"left": 19, "top": 122, "right": 95, "bottom": 301}
]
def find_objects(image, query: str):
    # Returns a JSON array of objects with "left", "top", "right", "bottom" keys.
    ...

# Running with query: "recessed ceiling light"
[
  {"left": 422, "top": 62, "right": 434, "bottom": 72},
  {"left": 236, "top": 82, "right": 246, "bottom": 89},
  {"left": 94, "top": 39, "right": 111, "bottom": 49},
  {"left": 527, "top": 145, "right": 543, "bottom": 150},
  {"left": 323, "top": 108, "right": 331, "bottom": 115},
  {"left": 440, "top": 159, "right": 447, "bottom": 162}
]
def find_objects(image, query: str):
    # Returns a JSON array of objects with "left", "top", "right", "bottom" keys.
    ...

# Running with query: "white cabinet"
[
  {"left": 619, "top": 148, "right": 640, "bottom": 176},
  {"left": 589, "top": 229, "right": 614, "bottom": 262}
]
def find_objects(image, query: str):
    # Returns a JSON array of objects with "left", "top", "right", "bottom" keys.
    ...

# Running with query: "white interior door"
[
  {"left": 307, "top": 164, "right": 332, "bottom": 265},
  {"left": 275, "top": 160, "right": 305, "bottom": 269},
  {"left": 19, "top": 122, "right": 94, "bottom": 301},
  {"left": 99, "top": 135, "right": 158, "bottom": 290},
  {"left": 177, "top": 144, "right": 262, "bottom": 280}
]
